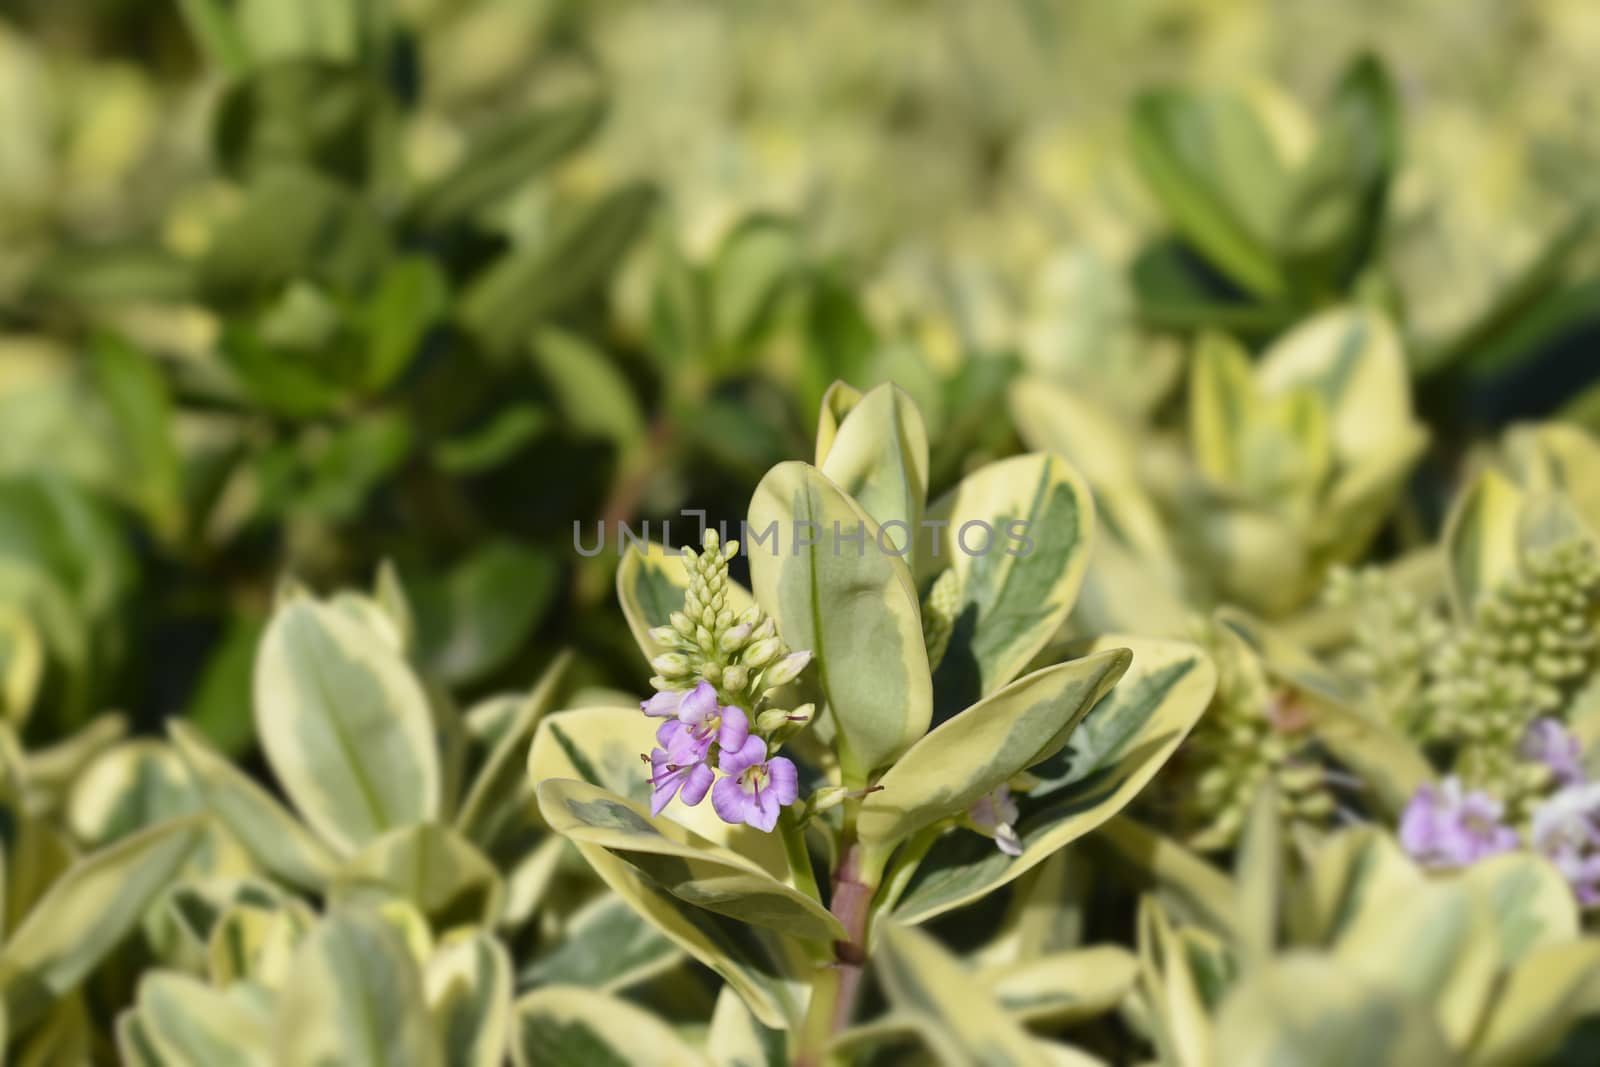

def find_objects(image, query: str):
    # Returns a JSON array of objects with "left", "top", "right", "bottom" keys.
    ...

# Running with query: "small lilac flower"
[
  {"left": 647, "top": 748, "right": 714, "bottom": 816},
  {"left": 641, "top": 679, "right": 717, "bottom": 719},
  {"left": 1522, "top": 718, "right": 1587, "bottom": 786},
  {"left": 712, "top": 735, "right": 798, "bottom": 832},
  {"left": 1398, "top": 777, "right": 1520, "bottom": 869},
  {"left": 1531, "top": 783, "right": 1600, "bottom": 906},
  {"left": 969, "top": 785, "right": 1023, "bottom": 857},
  {"left": 641, "top": 681, "right": 750, "bottom": 816}
]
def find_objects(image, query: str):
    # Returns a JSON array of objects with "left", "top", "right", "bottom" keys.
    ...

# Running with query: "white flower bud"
[
  {"left": 744, "top": 637, "right": 781, "bottom": 669},
  {"left": 761, "top": 651, "right": 812, "bottom": 688},
  {"left": 719, "top": 623, "right": 753, "bottom": 653},
  {"left": 651, "top": 653, "right": 691, "bottom": 677},
  {"left": 722, "top": 664, "right": 749, "bottom": 692}
]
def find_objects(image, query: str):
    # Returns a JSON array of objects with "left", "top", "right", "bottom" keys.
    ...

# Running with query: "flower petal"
[
  {"left": 767, "top": 756, "right": 799, "bottom": 806},
  {"left": 750, "top": 786, "right": 780, "bottom": 832},
  {"left": 718, "top": 705, "right": 750, "bottom": 752},
  {"left": 719, "top": 735, "right": 767, "bottom": 775},
  {"left": 681, "top": 762, "right": 715, "bottom": 807},
  {"left": 712, "top": 776, "right": 749, "bottom": 826},
  {"left": 641, "top": 690, "right": 682, "bottom": 718},
  {"left": 678, "top": 680, "right": 719, "bottom": 724}
]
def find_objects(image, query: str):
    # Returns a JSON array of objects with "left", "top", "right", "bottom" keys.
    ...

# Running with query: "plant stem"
[{"left": 794, "top": 830, "right": 876, "bottom": 1067}]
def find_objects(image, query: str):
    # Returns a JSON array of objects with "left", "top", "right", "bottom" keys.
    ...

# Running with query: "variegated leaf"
[
  {"left": 1442, "top": 469, "right": 1525, "bottom": 622},
  {"left": 1469, "top": 939, "right": 1600, "bottom": 1066},
  {"left": 253, "top": 595, "right": 441, "bottom": 854},
  {"left": 536, "top": 778, "right": 844, "bottom": 943},
  {"left": 859, "top": 649, "right": 1130, "bottom": 851},
  {"left": 1215, "top": 954, "right": 1453, "bottom": 1067},
  {"left": 511, "top": 985, "right": 708, "bottom": 1067},
  {"left": 894, "top": 636, "right": 1214, "bottom": 923},
  {"left": 1256, "top": 305, "right": 1422, "bottom": 468},
  {"left": 168, "top": 720, "right": 338, "bottom": 892},
  {"left": 747, "top": 461, "right": 931, "bottom": 781},
  {"left": 556, "top": 834, "right": 805, "bottom": 1030},
  {"left": 979, "top": 945, "right": 1138, "bottom": 1025},
  {"left": 1332, "top": 875, "right": 1497, "bottom": 1049},
  {"left": 707, "top": 983, "right": 787, "bottom": 1067},
  {"left": 874, "top": 919, "right": 1052, "bottom": 1067},
  {"left": 66, "top": 740, "right": 202, "bottom": 848},
  {"left": 813, "top": 380, "right": 864, "bottom": 469},
  {"left": 455, "top": 651, "right": 571, "bottom": 846},
  {"left": 425, "top": 932, "right": 512, "bottom": 1067},
  {"left": 0, "top": 817, "right": 204, "bottom": 1032},
  {"left": 817, "top": 382, "right": 928, "bottom": 554},
  {"left": 273, "top": 910, "right": 443, "bottom": 1067},
  {"left": 1459, "top": 851, "right": 1578, "bottom": 966},
  {"left": 916, "top": 453, "right": 1096, "bottom": 719},
  {"left": 132, "top": 972, "right": 272, "bottom": 1067},
  {"left": 1093, "top": 817, "right": 1238, "bottom": 941},
  {"left": 520, "top": 894, "right": 679, "bottom": 992}
]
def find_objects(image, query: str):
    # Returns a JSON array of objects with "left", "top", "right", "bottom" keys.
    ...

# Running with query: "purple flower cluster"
[
  {"left": 643, "top": 681, "right": 798, "bottom": 832},
  {"left": 1399, "top": 718, "right": 1600, "bottom": 905},
  {"left": 1398, "top": 778, "right": 1519, "bottom": 868},
  {"left": 1530, "top": 783, "right": 1600, "bottom": 905}
]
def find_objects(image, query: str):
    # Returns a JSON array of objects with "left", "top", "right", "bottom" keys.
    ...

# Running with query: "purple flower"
[
  {"left": 711, "top": 735, "right": 798, "bottom": 832},
  {"left": 969, "top": 785, "right": 1023, "bottom": 857},
  {"left": 641, "top": 681, "right": 750, "bottom": 816},
  {"left": 642, "top": 680, "right": 717, "bottom": 719},
  {"left": 648, "top": 749, "right": 714, "bottom": 816},
  {"left": 1531, "top": 783, "right": 1600, "bottom": 906},
  {"left": 1522, "top": 718, "right": 1587, "bottom": 786},
  {"left": 1398, "top": 778, "right": 1519, "bottom": 869}
]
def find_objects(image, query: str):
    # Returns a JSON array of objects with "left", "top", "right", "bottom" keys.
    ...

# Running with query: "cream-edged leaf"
[
  {"left": 253, "top": 596, "right": 441, "bottom": 854},
  {"left": 979, "top": 945, "right": 1138, "bottom": 1025},
  {"left": 167, "top": 721, "right": 338, "bottom": 891},
  {"left": 917, "top": 453, "right": 1096, "bottom": 717},
  {"left": 273, "top": 910, "right": 443, "bottom": 1067},
  {"left": 895, "top": 636, "right": 1215, "bottom": 923},
  {"left": 875, "top": 919, "right": 1052, "bottom": 1067},
  {"left": 747, "top": 461, "right": 930, "bottom": 781},
  {"left": 859, "top": 649, "right": 1130, "bottom": 851},
  {"left": 134, "top": 973, "right": 272, "bottom": 1067},
  {"left": 519, "top": 893, "right": 679, "bottom": 991},
  {"left": 817, "top": 382, "right": 928, "bottom": 554},
  {"left": 1442, "top": 469, "right": 1525, "bottom": 622},
  {"left": 707, "top": 984, "right": 787, "bottom": 1067},
  {"left": 1215, "top": 954, "right": 1453, "bottom": 1067},
  {"left": 536, "top": 778, "right": 844, "bottom": 944},
  {"left": 0, "top": 817, "right": 204, "bottom": 1032},
  {"left": 511, "top": 985, "right": 709, "bottom": 1067},
  {"left": 425, "top": 932, "right": 512, "bottom": 1067}
]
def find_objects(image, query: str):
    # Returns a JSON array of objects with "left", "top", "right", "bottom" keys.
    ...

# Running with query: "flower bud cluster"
[
  {"left": 1324, "top": 565, "right": 1447, "bottom": 731},
  {"left": 1424, "top": 538, "right": 1600, "bottom": 792},
  {"left": 645, "top": 529, "right": 812, "bottom": 727},
  {"left": 1176, "top": 640, "right": 1333, "bottom": 849}
]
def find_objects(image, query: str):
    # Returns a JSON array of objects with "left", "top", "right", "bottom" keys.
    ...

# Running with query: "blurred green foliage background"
[{"left": 2, "top": 0, "right": 1598, "bottom": 760}]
